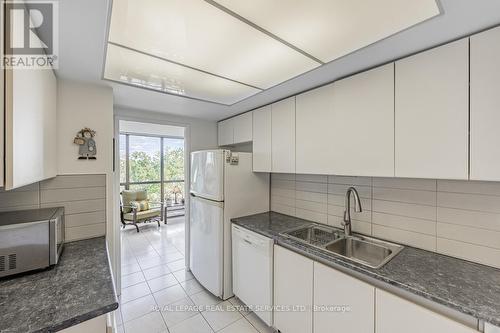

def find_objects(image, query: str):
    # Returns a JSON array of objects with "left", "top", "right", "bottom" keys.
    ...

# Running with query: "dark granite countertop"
[
  {"left": 232, "top": 211, "right": 500, "bottom": 326},
  {"left": 0, "top": 237, "right": 118, "bottom": 333}
]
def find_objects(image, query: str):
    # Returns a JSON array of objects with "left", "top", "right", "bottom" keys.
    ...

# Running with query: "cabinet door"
[
  {"left": 59, "top": 314, "right": 107, "bottom": 332},
  {"left": 233, "top": 112, "right": 253, "bottom": 144},
  {"left": 470, "top": 26, "right": 500, "bottom": 181},
  {"left": 376, "top": 289, "right": 479, "bottom": 333},
  {"left": 5, "top": 67, "right": 57, "bottom": 189},
  {"left": 272, "top": 97, "right": 295, "bottom": 173},
  {"left": 274, "top": 245, "right": 313, "bottom": 333},
  {"left": 218, "top": 119, "right": 233, "bottom": 146},
  {"left": 253, "top": 105, "right": 272, "bottom": 172},
  {"left": 0, "top": 40, "right": 4, "bottom": 188},
  {"left": 314, "top": 262, "right": 375, "bottom": 333},
  {"left": 296, "top": 84, "right": 335, "bottom": 174},
  {"left": 331, "top": 63, "right": 394, "bottom": 176},
  {"left": 395, "top": 38, "right": 469, "bottom": 179}
]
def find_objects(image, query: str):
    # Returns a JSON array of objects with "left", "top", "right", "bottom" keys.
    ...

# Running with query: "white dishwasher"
[{"left": 232, "top": 224, "right": 274, "bottom": 326}]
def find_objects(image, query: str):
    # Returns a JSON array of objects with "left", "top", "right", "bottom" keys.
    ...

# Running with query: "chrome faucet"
[{"left": 343, "top": 187, "right": 362, "bottom": 236}]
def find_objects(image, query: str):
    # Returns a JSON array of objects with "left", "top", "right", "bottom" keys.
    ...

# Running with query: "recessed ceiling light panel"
[
  {"left": 213, "top": 0, "right": 440, "bottom": 63},
  {"left": 104, "top": 43, "right": 261, "bottom": 105},
  {"left": 108, "top": 0, "right": 319, "bottom": 90}
]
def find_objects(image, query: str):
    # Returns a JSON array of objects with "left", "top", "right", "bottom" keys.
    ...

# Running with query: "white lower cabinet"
[
  {"left": 58, "top": 315, "right": 107, "bottom": 333},
  {"left": 273, "top": 248, "right": 481, "bottom": 333},
  {"left": 375, "top": 289, "right": 479, "bottom": 333},
  {"left": 313, "top": 262, "right": 375, "bottom": 333},
  {"left": 273, "top": 245, "right": 313, "bottom": 333}
]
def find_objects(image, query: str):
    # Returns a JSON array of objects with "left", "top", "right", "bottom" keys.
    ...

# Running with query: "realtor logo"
[{"left": 2, "top": 0, "right": 58, "bottom": 69}]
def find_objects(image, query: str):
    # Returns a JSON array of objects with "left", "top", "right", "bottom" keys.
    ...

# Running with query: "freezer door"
[
  {"left": 190, "top": 150, "right": 224, "bottom": 201},
  {"left": 189, "top": 195, "right": 224, "bottom": 298}
]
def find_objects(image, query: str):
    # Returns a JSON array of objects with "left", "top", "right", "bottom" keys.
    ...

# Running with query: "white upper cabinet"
[
  {"left": 252, "top": 105, "right": 272, "bottom": 172},
  {"left": 272, "top": 97, "right": 296, "bottom": 173},
  {"left": 296, "top": 83, "right": 335, "bottom": 175},
  {"left": 470, "top": 26, "right": 500, "bottom": 181},
  {"left": 233, "top": 111, "right": 253, "bottom": 144},
  {"left": 274, "top": 245, "right": 313, "bottom": 333},
  {"left": 314, "top": 262, "right": 375, "bottom": 333},
  {"left": 0, "top": 46, "right": 4, "bottom": 188},
  {"left": 218, "top": 119, "right": 233, "bottom": 146},
  {"left": 296, "top": 64, "right": 394, "bottom": 176},
  {"left": 218, "top": 112, "right": 253, "bottom": 146},
  {"left": 376, "top": 289, "right": 479, "bottom": 333},
  {"left": 395, "top": 38, "right": 469, "bottom": 179},
  {"left": 4, "top": 68, "right": 57, "bottom": 190},
  {"left": 331, "top": 63, "right": 394, "bottom": 176}
]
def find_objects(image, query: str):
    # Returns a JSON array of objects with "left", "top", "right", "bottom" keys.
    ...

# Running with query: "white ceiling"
[{"left": 56, "top": 0, "right": 500, "bottom": 121}]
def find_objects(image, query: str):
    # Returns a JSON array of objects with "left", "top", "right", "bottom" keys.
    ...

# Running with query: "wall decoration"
[{"left": 74, "top": 127, "right": 97, "bottom": 160}]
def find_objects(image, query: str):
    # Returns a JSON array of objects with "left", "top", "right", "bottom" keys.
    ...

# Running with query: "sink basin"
[
  {"left": 325, "top": 236, "right": 404, "bottom": 269},
  {"left": 281, "top": 225, "right": 344, "bottom": 248}
]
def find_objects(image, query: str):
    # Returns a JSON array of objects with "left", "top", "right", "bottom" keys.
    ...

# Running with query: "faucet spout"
[{"left": 343, "top": 187, "right": 362, "bottom": 236}]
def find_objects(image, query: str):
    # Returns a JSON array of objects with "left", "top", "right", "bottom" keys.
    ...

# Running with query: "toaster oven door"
[{"left": 49, "top": 215, "right": 65, "bottom": 265}]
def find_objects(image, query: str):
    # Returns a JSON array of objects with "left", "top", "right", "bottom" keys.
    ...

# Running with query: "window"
[{"left": 120, "top": 133, "right": 185, "bottom": 211}]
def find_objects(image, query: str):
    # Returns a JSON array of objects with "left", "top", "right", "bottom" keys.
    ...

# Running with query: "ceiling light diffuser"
[
  {"left": 104, "top": 43, "right": 261, "bottom": 105},
  {"left": 108, "top": 0, "right": 319, "bottom": 90},
  {"left": 213, "top": 0, "right": 440, "bottom": 63}
]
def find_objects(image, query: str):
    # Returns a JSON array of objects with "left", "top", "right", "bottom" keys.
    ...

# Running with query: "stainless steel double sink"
[{"left": 281, "top": 225, "right": 404, "bottom": 269}]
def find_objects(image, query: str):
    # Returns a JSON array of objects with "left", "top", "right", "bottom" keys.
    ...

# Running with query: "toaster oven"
[{"left": 0, "top": 207, "right": 65, "bottom": 278}]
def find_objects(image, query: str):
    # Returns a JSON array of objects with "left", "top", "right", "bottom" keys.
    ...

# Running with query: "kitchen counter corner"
[{"left": 0, "top": 237, "right": 118, "bottom": 333}]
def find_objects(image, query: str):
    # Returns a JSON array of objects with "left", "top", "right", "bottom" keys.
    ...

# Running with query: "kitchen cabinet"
[
  {"left": 313, "top": 262, "right": 375, "bottom": 333},
  {"left": 271, "top": 97, "right": 296, "bottom": 173},
  {"left": 296, "top": 83, "right": 335, "bottom": 175},
  {"left": 218, "top": 119, "right": 233, "bottom": 146},
  {"left": 332, "top": 63, "right": 394, "bottom": 176},
  {"left": 470, "top": 26, "right": 500, "bottom": 181},
  {"left": 274, "top": 245, "right": 313, "bottom": 333},
  {"left": 296, "top": 64, "right": 394, "bottom": 176},
  {"left": 376, "top": 289, "right": 479, "bottom": 333},
  {"left": 0, "top": 44, "right": 4, "bottom": 188},
  {"left": 59, "top": 315, "right": 107, "bottom": 333},
  {"left": 233, "top": 111, "right": 253, "bottom": 144},
  {"left": 4, "top": 67, "right": 57, "bottom": 190},
  {"left": 252, "top": 105, "right": 272, "bottom": 172},
  {"left": 218, "top": 112, "right": 253, "bottom": 146},
  {"left": 395, "top": 38, "right": 469, "bottom": 179},
  {"left": 485, "top": 323, "right": 500, "bottom": 333}
]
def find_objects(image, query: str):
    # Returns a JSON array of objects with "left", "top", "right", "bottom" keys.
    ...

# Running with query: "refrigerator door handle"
[{"left": 191, "top": 195, "right": 224, "bottom": 208}]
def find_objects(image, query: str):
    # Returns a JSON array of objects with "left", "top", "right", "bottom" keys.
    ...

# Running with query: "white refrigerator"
[{"left": 189, "top": 150, "right": 269, "bottom": 300}]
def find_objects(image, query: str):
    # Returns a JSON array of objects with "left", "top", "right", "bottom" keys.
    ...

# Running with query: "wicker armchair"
[{"left": 120, "top": 190, "right": 164, "bottom": 232}]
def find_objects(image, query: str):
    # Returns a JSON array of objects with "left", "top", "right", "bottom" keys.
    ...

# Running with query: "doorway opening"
[{"left": 115, "top": 120, "right": 194, "bottom": 325}]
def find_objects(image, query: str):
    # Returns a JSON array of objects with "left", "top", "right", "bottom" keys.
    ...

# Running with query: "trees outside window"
[{"left": 120, "top": 134, "right": 185, "bottom": 208}]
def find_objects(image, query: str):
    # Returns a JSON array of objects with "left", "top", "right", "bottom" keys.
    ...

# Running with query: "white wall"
[
  {"left": 57, "top": 79, "right": 116, "bottom": 277},
  {"left": 57, "top": 80, "right": 114, "bottom": 175},
  {"left": 115, "top": 107, "right": 218, "bottom": 151}
]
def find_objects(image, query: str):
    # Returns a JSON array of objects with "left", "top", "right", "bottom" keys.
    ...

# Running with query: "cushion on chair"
[
  {"left": 122, "top": 190, "right": 148, "bottom": 213},
  {"left": 123, "top": 208, "right": 161, "bottom": 221},
  {"left": 130, "top": 200, "right": 150, "bottom": 212}
]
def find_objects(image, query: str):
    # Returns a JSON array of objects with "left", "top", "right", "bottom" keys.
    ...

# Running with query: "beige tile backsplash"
[
  {"left": 271, "top": 174, "right": 500, "bottom": 269},
  {"left": 0, "top": 174, "right": 106, "bottom": 242}
]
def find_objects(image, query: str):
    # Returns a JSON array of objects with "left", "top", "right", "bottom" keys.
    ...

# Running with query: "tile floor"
[{"left": 117, "top": 217, "right": 275, "bottom": 333}]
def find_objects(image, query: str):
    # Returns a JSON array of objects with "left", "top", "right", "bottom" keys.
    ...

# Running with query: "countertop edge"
[
  {"left": 45, "top": 302, "right": 119, "bottom": 333},
  {"left": 232, "top": 218, "right": 500, "bottom": 327}
]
